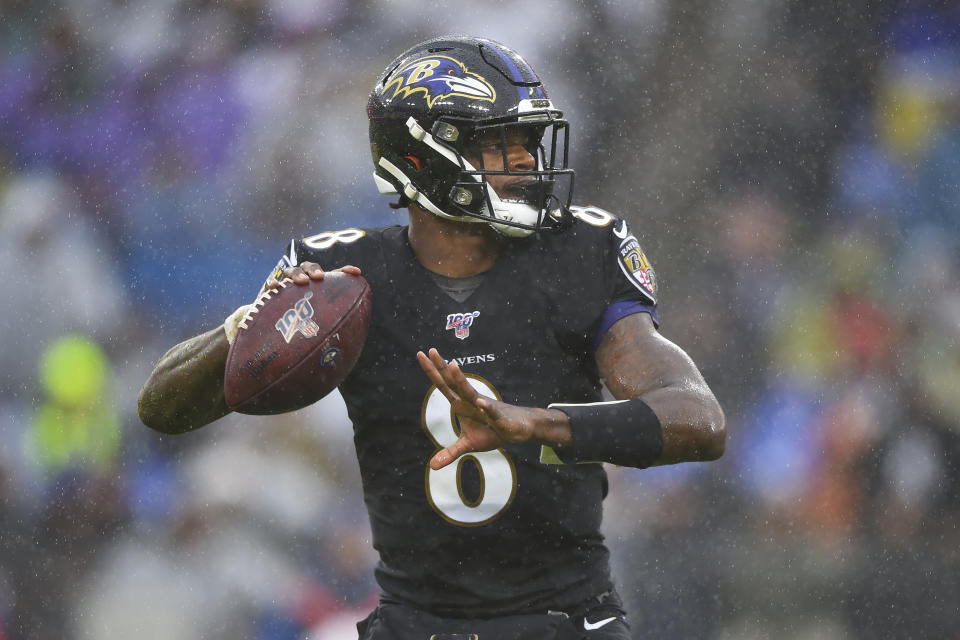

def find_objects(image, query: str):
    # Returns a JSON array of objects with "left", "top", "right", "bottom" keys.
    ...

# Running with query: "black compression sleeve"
[{"left": 549, "top": 398, "right": 663, "bottom": 468}]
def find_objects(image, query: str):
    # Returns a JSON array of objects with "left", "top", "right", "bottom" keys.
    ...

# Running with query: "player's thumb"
[{"left": 429, "top": 440, "right": 469, "bottom": 470}]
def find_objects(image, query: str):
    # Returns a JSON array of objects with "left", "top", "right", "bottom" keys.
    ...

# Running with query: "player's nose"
[{"left": 506, "top": 143, "right": 535, "bottom": 173}]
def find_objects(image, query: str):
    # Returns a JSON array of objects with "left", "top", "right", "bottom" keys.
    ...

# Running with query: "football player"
[{"left": 139, "top": 36, "right": 726, "bottom": 640}]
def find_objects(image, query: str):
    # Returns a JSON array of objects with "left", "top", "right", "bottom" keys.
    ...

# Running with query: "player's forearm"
[{"left": 138, "top": 326, "right": 232, "bottom": 434}]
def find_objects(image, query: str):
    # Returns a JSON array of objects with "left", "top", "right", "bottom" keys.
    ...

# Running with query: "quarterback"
[{"left": 139, "top": 36, "right": 725, "bottom": 639}]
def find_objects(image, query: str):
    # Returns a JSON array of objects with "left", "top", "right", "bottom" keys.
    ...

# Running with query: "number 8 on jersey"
[{"left": 422, "top": 376, "right": 517, "bottom": 526}]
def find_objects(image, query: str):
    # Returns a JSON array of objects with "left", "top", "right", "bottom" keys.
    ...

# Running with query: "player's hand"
[
  {"left": 416, "top": 348, "right": 570, "bottom": 470},
  {"left": 265, "top": 263, "right": 361, "bottom": 289}
]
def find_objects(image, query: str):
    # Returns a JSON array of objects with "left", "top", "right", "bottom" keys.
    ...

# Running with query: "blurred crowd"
[{"left": 1, "top": 1, "right": 958, "bottom": 638}]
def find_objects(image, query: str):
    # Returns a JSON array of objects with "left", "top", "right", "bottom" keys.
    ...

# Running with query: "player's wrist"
[
  {"left": 531, "top": 408, "right": 573, "bottom": 448},
  {"left": 547, "top": 398, "right": 663, "bottom": 468}
]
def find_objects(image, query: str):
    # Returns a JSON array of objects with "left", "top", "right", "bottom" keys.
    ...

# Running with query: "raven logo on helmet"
[{"left": 380, "top": 56, "right": 496, "bottom": 110}]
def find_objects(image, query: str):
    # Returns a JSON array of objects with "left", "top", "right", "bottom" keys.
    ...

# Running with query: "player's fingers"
[
  {"left": 427, "top": 348, "right": 448, "bottom": 372},
  {"left": 417, "top": 351, "right": 458, "bottom": 403},
  {"left": 300, "top": 262, "right": 326, "bottom": 280},
  {"left": 427, "top": 349, "right": 462, "bottom": 391},
  {"left": 427, "top": 349, "right": 460, "bottom": 383},
  {"left": 427, "top": 349, "right": 492, "bottom": 413},
  {"left": 417, "top": 350, "right": 445, "bottom": 385},
  {"left": 430, "top": 439, "right": 472, "bottom": 470},
  {"left": 282, "top": 266, "right": 310, "bottom": 284},
  {"left": 334, "top": 265, "right": 362, "bottom": 275},
  {"left": 429, "top": 449, "right": 453, "bottom": 470},
  {"left": 443, "top": 360, "right": 484, "bottom": 405}
]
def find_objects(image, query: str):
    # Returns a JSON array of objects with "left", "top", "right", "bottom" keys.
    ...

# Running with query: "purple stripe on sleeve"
[{"left": 593, "top": 299, "right": 660, "bottom": 352}]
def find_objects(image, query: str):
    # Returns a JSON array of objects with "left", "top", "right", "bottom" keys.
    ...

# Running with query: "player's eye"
[{"left": 471, "top": 128, "right": 535, "bottom": 151}]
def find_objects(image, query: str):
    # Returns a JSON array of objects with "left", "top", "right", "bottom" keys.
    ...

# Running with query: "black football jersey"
[{"left": 274, "top": 207, "right": 658, "bottom": 617}]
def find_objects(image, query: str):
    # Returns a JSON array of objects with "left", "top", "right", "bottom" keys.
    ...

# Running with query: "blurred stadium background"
[{"left": 1, "top": 0, "right": 958, "bottom": 638}]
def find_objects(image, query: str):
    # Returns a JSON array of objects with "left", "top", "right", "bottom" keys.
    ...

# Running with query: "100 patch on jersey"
[{"left": 446, "top": 311, "right": 480, "bottom": 340}]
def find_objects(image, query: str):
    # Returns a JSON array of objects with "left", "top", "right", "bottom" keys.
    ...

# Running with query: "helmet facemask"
[{"left": 446, "top": 110, "right": 574, "bottom": 237}]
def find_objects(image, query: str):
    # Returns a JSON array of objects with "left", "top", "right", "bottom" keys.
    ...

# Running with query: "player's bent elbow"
[
  {"left": 138, "top": 404, "right": 212, "bottom": 435},
  {"left": 138, "top": 403, "right": 168, "bottom": 434},
  {"left": 700, "top": 403, "right": 726, "bottom": 461},
  {"left": 137, "top": 382, "right": 212, "bottom": 435},
  {"left": 138, "top": 390, "right": 182, "bottom": 434}
]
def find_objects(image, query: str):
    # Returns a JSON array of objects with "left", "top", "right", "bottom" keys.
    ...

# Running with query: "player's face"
[{"left": 464, "top": 128, "right": 538, "bottom": 201}]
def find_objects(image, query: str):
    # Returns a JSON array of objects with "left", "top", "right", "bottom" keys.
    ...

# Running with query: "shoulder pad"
[
  {"left": 299, "top": 228, "right": 368, "bottom": 252},
  {"left": 570, "top": 205, "right": 657, "bottom": 304},
  {"left": 266, "top": 228, "right": 370, "bottom": 283},
  {"left": 615, "top": 222, "right": 657, "bottom": 304},
  {"left": 569, "top": 205, "right": 617, "bottom": 229}
]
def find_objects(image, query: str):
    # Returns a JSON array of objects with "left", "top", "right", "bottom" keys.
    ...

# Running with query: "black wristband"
[{"left": 549, "top": 398, "right": 663, "bottom": 468}]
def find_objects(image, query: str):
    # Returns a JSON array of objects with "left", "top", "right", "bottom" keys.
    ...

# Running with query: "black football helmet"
[{"left": 367, "top": 35, "right": 574, "bottom": 236}]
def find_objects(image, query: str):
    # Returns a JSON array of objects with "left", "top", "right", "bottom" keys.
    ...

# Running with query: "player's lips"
[{"left": 498, "top": 179, "right": 541, "bottom": 203}]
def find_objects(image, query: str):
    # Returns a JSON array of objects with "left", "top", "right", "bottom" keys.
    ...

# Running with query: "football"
[{"left": 224, "top": 272, "right": 371, "bottom": 415}]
